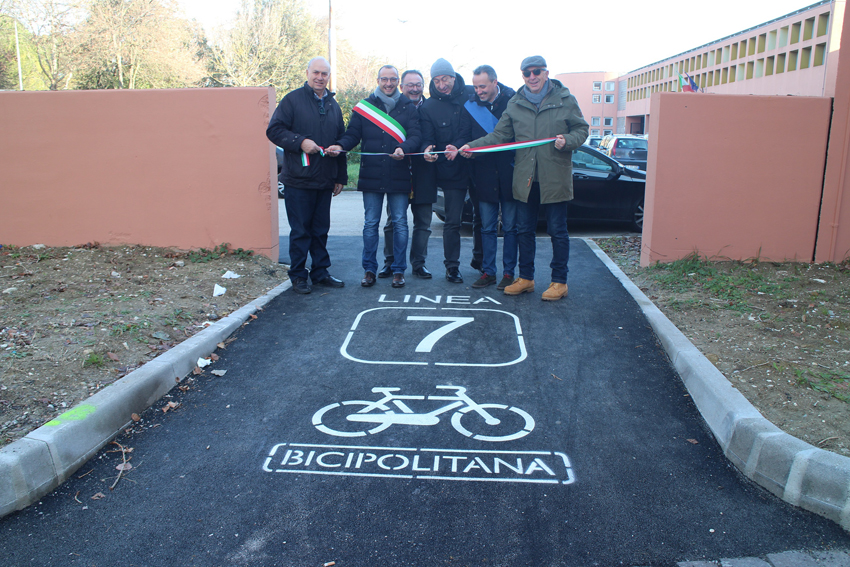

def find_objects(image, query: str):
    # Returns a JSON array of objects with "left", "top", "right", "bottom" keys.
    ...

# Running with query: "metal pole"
[
  {"left": 14, "top": 20, "right": 23, "bottom": 90},
  {"left": 327, "top": 0, "right": 336, "bottom": 91}
]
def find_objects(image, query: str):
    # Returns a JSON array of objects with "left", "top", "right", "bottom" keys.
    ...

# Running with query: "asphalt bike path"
[{"left": 1, "top": 237, "right": 848, "bottom": 566}]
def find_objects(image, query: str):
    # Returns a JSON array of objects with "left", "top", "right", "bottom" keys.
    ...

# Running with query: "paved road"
[{"left": 2, "top": 236, "right": 847, "bottom": 566}]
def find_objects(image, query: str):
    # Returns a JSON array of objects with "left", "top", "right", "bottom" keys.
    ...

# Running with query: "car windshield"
[{"left": 573, "top": 149, "right": 614, "bottom": 173}]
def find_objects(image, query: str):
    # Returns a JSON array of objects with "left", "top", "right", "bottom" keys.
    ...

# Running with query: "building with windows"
[{"left": 556, "top": 0, "right": 843, "bottom": 135}]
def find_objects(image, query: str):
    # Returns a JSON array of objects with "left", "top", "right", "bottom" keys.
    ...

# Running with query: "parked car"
[
  {"left": 584, "top": 135, "right": 603, "bottom": 148},
  {"left": 276, "top": 146, "right": 285, "bottom": 198},
  {"left": 596, "top": 134, "right": 647, "bottom": 171},
  {"left": 433, "top": 145, "right": 646, "bottom": 231}
]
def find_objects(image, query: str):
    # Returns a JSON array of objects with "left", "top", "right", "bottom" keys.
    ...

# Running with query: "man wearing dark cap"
[
  {"left": 460, "top": 56, "right": 588, "bottom": 301},
  {"left": 420, "top": 58, "right": 473, "bottom": 283}
]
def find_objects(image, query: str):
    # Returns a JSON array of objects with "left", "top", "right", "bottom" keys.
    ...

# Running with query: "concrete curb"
[
  {"left": 0, "top": 280, "right": 292, "bottom": 518},
  {"left": 584, "top": 239, "right": 850, "bottom": 532}
]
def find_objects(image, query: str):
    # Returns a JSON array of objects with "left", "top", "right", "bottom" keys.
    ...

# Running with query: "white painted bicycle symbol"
[{"left": 312, "top": 385, "right": 535, "bottom": 442}]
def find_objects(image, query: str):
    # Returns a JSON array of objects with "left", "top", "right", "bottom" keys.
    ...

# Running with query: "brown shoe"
[
  {"left": 504, "top": 277, "right": 534, "bottom": 295},
  {"left": 542, "top": 282, "right": 568, "bottom": 301},
  {"left": 361, "top": 271, "right": 376, "bottom": 287}
]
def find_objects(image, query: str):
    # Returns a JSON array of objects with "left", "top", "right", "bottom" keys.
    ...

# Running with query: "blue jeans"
[
  {"left": 363, "top": 191, "right": 409, "bottom": 274},
  {"left": 479, "top": 198, "right": 518, "bottom": 278},
  {"left": 517, "top": 183, "right": 569, "bottom": 284}
]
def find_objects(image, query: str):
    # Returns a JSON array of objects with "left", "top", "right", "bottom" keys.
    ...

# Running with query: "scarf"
[
  {"left": 374, "top": 87, "right": 402, "bottom": 114},
  {"left": 524, "top": 79, "right": 550, "bottom": 108}
]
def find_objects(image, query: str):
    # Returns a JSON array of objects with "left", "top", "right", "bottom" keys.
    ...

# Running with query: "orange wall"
[
  {"left": 817, "top": 0, "right": 850, "bottom": 262},
  {"left": 640, "top": 92, "right": 832, "bottom": 266},
  {"left": 0, "top": 88, "right": 279, "bottom": 260}
]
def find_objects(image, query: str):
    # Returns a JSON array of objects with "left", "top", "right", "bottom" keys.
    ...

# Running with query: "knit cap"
[{"left": 430, "top": 58, "right": 455, "bottom": 79}]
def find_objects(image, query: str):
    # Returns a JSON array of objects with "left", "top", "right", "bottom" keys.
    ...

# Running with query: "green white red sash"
[{"left": 353, "top": 100, "right": 407, "bottom": 144}]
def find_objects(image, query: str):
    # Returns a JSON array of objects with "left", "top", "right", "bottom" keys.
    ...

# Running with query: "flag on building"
[
  {"left": 678, "top": 73, "right": 694, "bottom": 92},
  {"left": 686, "top": 73, "right": 702, "bottom": 93}
]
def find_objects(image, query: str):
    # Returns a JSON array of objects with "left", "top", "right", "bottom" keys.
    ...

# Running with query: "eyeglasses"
[
  {"left": 379, "top": 77, "right": 399, "bottom": 83},
  {"left": 522, "top": 68, "right": 547, "bottom": 78},
  {"left": 402, "top": 82, "right": 424, "bottom": 89}
]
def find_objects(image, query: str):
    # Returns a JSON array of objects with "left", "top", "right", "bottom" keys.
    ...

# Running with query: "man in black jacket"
[
  {"left": 420, "top": 58, "right": 472, "bottom": 283},
  {"left": 266, "top": 57, "right": 347, "bottom": 295},
  {"left": 466, "top": 65, "right": 517, "bottom": 290}
]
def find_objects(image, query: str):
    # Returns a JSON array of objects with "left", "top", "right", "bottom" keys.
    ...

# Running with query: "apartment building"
[{"left": 556, "top": 0, "right": 843, "bottom": 135}]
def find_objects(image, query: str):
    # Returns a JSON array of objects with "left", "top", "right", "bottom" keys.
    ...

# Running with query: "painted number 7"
[{"left": 406, "top": 316, "right": 475, "bottom": 353}]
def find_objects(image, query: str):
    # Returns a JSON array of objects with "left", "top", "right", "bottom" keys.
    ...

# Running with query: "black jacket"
[
  {"left": 419, "top": 74, "right": 473, "bottom": 192},
  {"left": 266, "top": 82, "right": 347, "bottom": 191},
  {"left": 466, "top": 82, "right": 516, "bottom": 203},
  {"left": 337, "top": 93, "right": 421, "bottom": 194}
]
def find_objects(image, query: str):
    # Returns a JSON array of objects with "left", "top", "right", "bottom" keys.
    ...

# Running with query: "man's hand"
[
  {"left": 459, "top": 144, "right": 473, "bottom": 159},
  {"left": 300, "top": 138, "right": 322, "bottom": 154},
  {"left": 325, "top": 144, "right": 343, "bottom": 157},
  {"left": 390, "top": 147, "right": 405, "bottom": 161},
  {"left": 423, "top": 145, "right": 437, "bottom": 163},
  {"left": 333, "top": 183, "right": 344, "bottom": 196},
  {"left": 445, "top": 144, "right": 459, "bottom": 161},
  {"left": 554, "top": 135, "right": 567, "bottom": 151}
]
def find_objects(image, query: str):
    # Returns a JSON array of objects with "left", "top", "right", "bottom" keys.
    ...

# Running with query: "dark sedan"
[{"left": 434, "top": 145, "right": 646, "bottom": 231}]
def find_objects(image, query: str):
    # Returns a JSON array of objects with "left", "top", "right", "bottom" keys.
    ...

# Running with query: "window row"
[
  {"left": 627, "top": 9, "right": 830, "bottom": 89},
  {"left": 592, "top": 94, "right": 615, "bottom": 103},
  {"left": 590, "top": 117, "right": 614, "bottom": 127},
  {"left": 592, "top": 81, "right": 617, "bottom": 91}
]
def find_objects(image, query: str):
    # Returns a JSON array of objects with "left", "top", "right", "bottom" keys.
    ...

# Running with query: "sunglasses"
[{"left": 523, "top": 68, "right": 547, "bottom": 78}]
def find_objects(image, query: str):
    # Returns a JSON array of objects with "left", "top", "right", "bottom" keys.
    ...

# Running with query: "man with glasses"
[
  {"left": 378, "top": 70, "right": 437, "bottom": 280},
  {"left": 420, "top": 58, "right": 473, "bottom": 283},
  {"left": 460, "top": 56, "right": 588, "bottom": 301},
  {"left": 464, "top": 65, "right": 517, "bottom": 291},
  {"left": 266, "top": 56, "right": 348, "bottom": 295},
  {"left": 325, "top": 65, "right": 420, "bottom": 289}
]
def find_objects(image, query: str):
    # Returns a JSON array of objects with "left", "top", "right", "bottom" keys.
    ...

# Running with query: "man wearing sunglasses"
[
  {"left": 420, "top": 58, "right": 473, "bottom": 283},
  {"left": 378, "top": 70, "right": 437, "bottom": 280},
  {"left": 266, "top": 57, "right": 348, "bottom": 295},
  {"left": 460, "top": 55, "right": 588, "bottom": 301}
]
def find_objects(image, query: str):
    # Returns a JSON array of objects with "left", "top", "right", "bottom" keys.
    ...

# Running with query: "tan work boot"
[
  {"left": 542, "top": 282, "right": 568, "bottom": 301},
  {"left": 504, "top": 278, "right": 534, "bottom": 295}
]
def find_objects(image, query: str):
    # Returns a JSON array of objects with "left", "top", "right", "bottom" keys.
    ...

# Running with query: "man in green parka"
[{"left": 460, "top": 55, "right": 588, "bottom": 301}]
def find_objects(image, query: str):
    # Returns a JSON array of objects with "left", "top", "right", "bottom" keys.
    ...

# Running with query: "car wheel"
[
  {"left": 631, "top": 200, "right": 644, "bottom": 232},
  {"left": 435, "top": 212, "right": 446, "bottom": 222},
  {"left": 278, "top": 182, "right": 285, "bottom": 199}
]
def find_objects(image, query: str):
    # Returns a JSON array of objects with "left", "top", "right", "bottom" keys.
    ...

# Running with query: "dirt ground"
[
  {"left": 596, "top": 236, "right": 850, "bottom": 457},
  {"left": 0, "top": 243, "right": 286, "bottom": 448},
  {"left": 2, "top": 237, "right": 849, "bottom": 459}
]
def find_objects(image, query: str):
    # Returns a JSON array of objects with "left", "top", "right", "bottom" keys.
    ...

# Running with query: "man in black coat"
[
  {"left": 266, "top": 57, "right": 347, "bottom": 295},
  {"left": 420, "top": 58, "right": 472, "bottom": 283},
  {"left": 379, "top": 70, "right": 436, "bottom": 280},
  {"left": 465, "top": 65, "right": 517, "bottom": 291},
  {"left": 326, "top": 65, "right": 421, "bottom": 289}
]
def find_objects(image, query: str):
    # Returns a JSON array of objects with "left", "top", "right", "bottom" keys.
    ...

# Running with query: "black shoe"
[
  {"left": 361, "top": 271, "right": 376, "bottom": 287},
  {"left": 292, "top": 277, "right": 312, "bottom": 294},
  {"left": 446, "top": 267, "right": 463, "bottom": 283},
  {"left": 314, "top": 275, "right": 344, "bottom": 288},
  {"left": 392, "top": 274, "right": 405, "bottom": 288},
  {"left": 378, "top": 264, "right": 392, "bottom": 278},
  {"left": 472, "top": 274, "right": 496, "bottom": 288},
  {"left": 413, "top": 266, "right": 432, "bottom": 279},
  {"left": 470, "top": 258, "right": 483, "bottom": 273}
]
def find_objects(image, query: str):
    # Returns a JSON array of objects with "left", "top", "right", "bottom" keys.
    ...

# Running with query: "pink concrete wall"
[
  {"left": 0, "top": 88, "right": 279, "bottom": 260},
  {"left": 556, "top": 72, "right": 619, "bottom": 134},
  {"left": 640, "top": 92, "right": 832, "bottom": 266},
  {"left": 817, "top": 0, "right": 850, "bottom": 262}
]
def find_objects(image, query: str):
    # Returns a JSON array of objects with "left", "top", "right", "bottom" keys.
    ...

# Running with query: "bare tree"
[
  {"left": 10, "top": 0, "right": 80, "bottom": 89},
  {"left": 209, "top": 0, "right": 322, "bottom": 93},
  {"left": 74, "top": 0, "right": 203, "bottom": 89}
]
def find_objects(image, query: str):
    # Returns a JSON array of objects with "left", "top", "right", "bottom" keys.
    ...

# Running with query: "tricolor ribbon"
[
  {"left": 465, "top": 137, "right": 557, "bottom": 153},
  {"left": 301, "top": 147, "right": 325, "bottom": 167}
]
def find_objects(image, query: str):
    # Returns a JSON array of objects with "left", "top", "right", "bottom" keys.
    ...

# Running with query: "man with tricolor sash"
[
  {"left": 325, "top": 65, "right": 421, "bottom": 289},
  {"left": 464, "top": 65, "right": 517, "bottom": 291},
  {"left": 266, "top": 57, "right": 348, "bottom": 295},
  {"left": 460, "top": 55, "right": 588, "bottom": 301}
]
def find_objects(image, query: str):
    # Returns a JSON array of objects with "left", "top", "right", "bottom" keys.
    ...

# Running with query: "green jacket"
[{"left": 466, "top": 79, "right": 588, "bottom": 204}]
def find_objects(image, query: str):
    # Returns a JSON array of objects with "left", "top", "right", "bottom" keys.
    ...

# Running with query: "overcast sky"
[{"left": 178, "top": 0, "right": 823, "bottom": 80}]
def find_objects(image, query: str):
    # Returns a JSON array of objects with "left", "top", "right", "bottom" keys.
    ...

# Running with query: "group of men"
[{"left": 266, "top": 54, "right": 589, "bottom": 301}]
